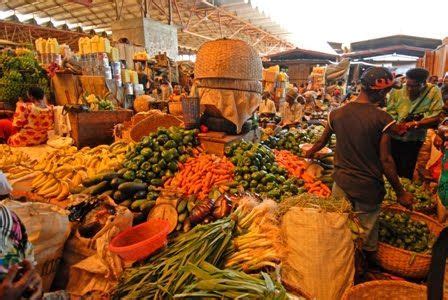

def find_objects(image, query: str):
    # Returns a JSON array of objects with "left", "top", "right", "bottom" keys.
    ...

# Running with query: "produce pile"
[
  {"left": 80, "top": 93, "right": 115, "bottom": 111},
  {"left": 0, "top": 146, "right": 37, "bottom": 182},
  {"left": 0, "top": 50, "right": 49, "bottom": 104},
  {"left": 114, "top": 218, "right": 236, "bottom": 298},
  {"left": 114, "top": 195, "right": 287, "bottom": 299},
  {"left": 225, "top": 195, "right": 283, "bottom": 272},
  {"left": 6, "top": 142, "right": 130, "bottom": 201},
  {"left": 225, "top": 141, "right": 303, "bottom": 201},
  {"left": 261, "top": 126, "right": 328, "bottom": 156},
  {"left": 378, "top": 211, "right": 435, "bottom": 253},
  {"left": 274, "top": 149, "right": 331, "bottom": 197},
  {"left": 164, "top": 153, "right": 234, "bottom": 200},
  {"left": 175, "top": 262, "right": 286, "bottom": 299},
  {"left": 384, "top": 178, "right": 436, "bottom": 213},
  {"left": 77, "top": 127, "right": 199, "bottom": 217}
]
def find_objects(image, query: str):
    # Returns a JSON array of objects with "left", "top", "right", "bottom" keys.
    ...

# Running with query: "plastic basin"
[{"left": 109, "top": 219, "right": 170, "bottom": 261}]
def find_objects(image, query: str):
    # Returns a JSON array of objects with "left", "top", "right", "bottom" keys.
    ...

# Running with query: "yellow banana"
[
  {"left": 36, "top": 177, "right": 57, "bottom": 194},
  {"left": 45, "top": 181, "right": 63, "bottom": 198},
  {"left": 37, "top": 178, "right": 59, "bottom": 196},
  {"left": 69, "top": 172, "right": 82, "bottom": 188},
  {"left": 32, "top": 172, "right": 49, "bottom": 189},
  {"left": 55, "top": 181, "right": 70, "bottom": 201}
]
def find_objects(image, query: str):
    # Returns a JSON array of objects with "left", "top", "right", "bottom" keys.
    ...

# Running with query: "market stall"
[{"left": 0, "top": 7, "right": 447, "bottom": 300}]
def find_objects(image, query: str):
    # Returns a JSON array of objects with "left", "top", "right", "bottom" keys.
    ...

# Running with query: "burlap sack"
[
  {"left": 192, "top": 78, "right": 261, "bottom": 133},
  {"left": 281, "top": 207, "right": 355, "bottom": 300},
  {"left": 66, "top": 206, "right": 133, "bottom": 297},
  {"left": 3, "top": 200, "right": 70, "bottom": 292}
]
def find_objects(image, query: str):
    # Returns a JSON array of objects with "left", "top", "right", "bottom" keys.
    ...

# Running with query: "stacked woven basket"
[{"left": 192, "top": 38, "right": 262, "bottom": 134}]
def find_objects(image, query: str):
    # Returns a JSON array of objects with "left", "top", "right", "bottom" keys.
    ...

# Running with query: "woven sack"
[
  {"left": 194, "top": 39, "right": 262, "bottom": 80},
  {"left": 281, "top": 207, "right": 355, "bottom": 300}
]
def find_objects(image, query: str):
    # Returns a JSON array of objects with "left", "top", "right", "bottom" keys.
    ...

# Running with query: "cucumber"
[
  {"left": 134, "top": 190, "right": 148, "bottom": 200},
  {"left": 131, "top": 199, "right": 147, "bottom": 211},
  {"left": 90, "top": 181, "right": 110, "bottom": 196},
  {"left": 82, "top": 171, "right": 118, "bottom": 187},
  {"left": 140, "top": 200, "right": 156, "bottom": 213},
  {"left": 118, "top": 182, "right": 147, "bottom": 196},
  {"left": 110, "top": 177, "right": 126, "bottom": 189}
]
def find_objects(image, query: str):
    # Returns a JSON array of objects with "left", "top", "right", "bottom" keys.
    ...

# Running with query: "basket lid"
[{"left": 194, "top": 39, "right": 262, "bottom": 81}]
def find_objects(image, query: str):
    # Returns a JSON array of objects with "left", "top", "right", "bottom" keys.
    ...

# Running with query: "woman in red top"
[{"left": 0, "top": 87, "right": 53, "bottom": 147}]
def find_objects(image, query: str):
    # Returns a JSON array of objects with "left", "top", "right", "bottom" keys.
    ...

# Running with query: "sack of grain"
[{"left": 282, "top": 207, "right": 355, "bottom": 300}]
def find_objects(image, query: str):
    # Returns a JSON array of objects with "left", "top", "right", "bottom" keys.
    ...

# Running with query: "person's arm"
[
  {"left": 304, "top": 122, "right": 333, "bottom": 158},
  {"left": 379, "top": 133, "right": 414, "bottom": 208}
]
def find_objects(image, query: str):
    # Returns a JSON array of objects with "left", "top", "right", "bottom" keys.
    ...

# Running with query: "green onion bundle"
[
  {"left": 113, "top": 218, "right": 235, "bottom": 299},
  {"left": 174, "top": 262, "right": 287, "bottom": 299}
]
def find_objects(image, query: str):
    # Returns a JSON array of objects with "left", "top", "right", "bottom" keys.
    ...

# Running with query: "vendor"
[
  {"left": 305, "top": 67, "right": 413, "bottom": 263},
  {"left": 387, "top": 68, "right": 444, "bottom": 179},
  {"left": 259, "top": 91, "right": 276, "bottom": 117},
  {"left": 0, "top": 87, "right": 53, "bottom": 147},
  {"left": 279, "top": 89, "right": 303, "bottom": 127}
]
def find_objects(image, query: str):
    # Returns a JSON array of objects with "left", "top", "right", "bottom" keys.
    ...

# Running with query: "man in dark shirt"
[{"left": 305, "top": 67, "right": 414, "bottom": 254}]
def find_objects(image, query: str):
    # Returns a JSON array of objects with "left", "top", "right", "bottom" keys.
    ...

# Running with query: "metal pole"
[{"left": 168, "top": 0, "right": 172, "bottom": 25}]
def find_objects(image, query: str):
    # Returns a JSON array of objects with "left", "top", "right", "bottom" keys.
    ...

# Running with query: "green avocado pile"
[{"left": 225, "top": 141, "right": 304, "bottom": 201}]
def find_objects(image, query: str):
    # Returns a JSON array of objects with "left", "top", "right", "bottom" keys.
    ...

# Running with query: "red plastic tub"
[{"left": 109, "top": 219, "right": 170, "bottom": 261}]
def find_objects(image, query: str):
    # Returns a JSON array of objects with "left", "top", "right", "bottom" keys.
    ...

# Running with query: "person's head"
[
  {"left": 406, "top": 68, "right": 429, "bottom": 100},
  {"left": 360, "top": 67, "right": 401, "bottom": 105},
  {"left": 173, "top": 84, "right": 181, "bottom": 95},
  {"left": 297, "top": 95, "right": 306, "bottom": 105},
  {"left": 299, "top": 83, "right": 305, "bottom": 88},
  {"left": 0, "top": 172, "right": 12, "bottom": 200},
  {"left": 27, "top": 86, "right": 45, "bottom": 103},
  {"left": 285, "top": 89, "right": 299, "bottom": 105},
  {"left": 428, "top": 75, "right": 438, "bottom": 84},
  {"left": 337, "top": 80, "right": 343, "bottom": 86}
]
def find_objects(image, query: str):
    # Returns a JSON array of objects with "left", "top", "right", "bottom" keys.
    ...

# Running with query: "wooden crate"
[
  {"left": 68, "top": 109, "right": 133, "bottom": 148},
  {"left": 198, "top": 129, "right": 260, "bottom": 156},
  {"left": 434, "top": 45, "right": 448, "bottom": 78}
]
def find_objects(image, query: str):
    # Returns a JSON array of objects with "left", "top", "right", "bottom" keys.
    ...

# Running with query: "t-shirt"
[
  {"left": 387, "top": 83, "right": 443, "bottom": 142},
  {"left": 329, "top": 102, "right": 395, "bottom": 208}
]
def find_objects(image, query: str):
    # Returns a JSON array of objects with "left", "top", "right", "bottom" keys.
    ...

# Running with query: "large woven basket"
[
  {"left": 129, "top": 110, "right": 182, "bottom": 142},
  {"left": 342, "top": 280, "right": 439, "bottom": 300},
  {"left": 194, "top": 39, "right": 262, "bottom": 80},
  {"left": 375, "top": 206, "right": 444, "bottom": 279}
]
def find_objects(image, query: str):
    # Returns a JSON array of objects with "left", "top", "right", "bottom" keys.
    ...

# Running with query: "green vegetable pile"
[
  {"left": 384, "top": 178, "right": 435, "bottom": 213},
  {"left": 113, "top": 218, "right": 235, "bottom": 299},
  {"left": 225, "top": 141, "right": 304, "bottom": 201},
  {"left": 0, "top": 51, "right": 49, "bottom": 104},
  {"left": 174, "top": 262, "right": 287, "bottom": 299},
  {"left": 379, "top": 211, "right": 435, "bottom": 253},
  {"left": 262, "top": 129, "right": 308, "bottom": 156},
  {"left": 78, "top": 127, "right": 199, "bottom": 218}
]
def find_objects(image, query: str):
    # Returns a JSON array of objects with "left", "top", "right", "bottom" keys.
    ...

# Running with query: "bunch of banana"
[
  {"left": 29, "top": 141, "right": 132, "bottom": 201},
  {"left": 0, "top": 145, "right": 36, "bottom": 175}
]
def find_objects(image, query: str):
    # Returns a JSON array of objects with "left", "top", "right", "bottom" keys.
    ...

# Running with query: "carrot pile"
[
  {"left": 274, "top": 149, "right": 331, "bottom": 197},
  {"left": 164, "top": 153, "right": 234, "bottom": 200}
]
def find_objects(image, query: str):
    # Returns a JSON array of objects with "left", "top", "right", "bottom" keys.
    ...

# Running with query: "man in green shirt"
[{"left": 387, "top": 68, "right": 443, "bottom": 179}]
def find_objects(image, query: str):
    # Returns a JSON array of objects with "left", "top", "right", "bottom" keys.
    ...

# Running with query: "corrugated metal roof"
[{"left": 0, "top": 0, "right": 294, "bottom": 55}]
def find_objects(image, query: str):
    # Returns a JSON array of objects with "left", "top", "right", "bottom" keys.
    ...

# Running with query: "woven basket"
[
  {"left": 375, "top": 206, "right": 444, "bottom": 279},
  {"left": 194, "top": 39, "right": 262, "bottom": 80},
  {"left": 129, "top": 110, "right": 182, "bottom": 143},
  {"left": 342, "top": 280, "right": 428, "bottom": 300}
]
